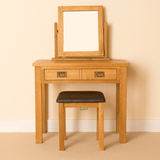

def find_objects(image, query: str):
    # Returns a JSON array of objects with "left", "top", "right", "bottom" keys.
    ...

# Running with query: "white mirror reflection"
[{"left": 63, "top": 11, "right": 99, "bottom": 52}]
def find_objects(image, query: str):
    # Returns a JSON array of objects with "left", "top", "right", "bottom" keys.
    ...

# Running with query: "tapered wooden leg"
[
  {"left": 64, "top": 106, "right": 66, "bottom": 140},
  {"left": 116, "top": 83, "right": 120, "bottom": 133},
  {"left": 35, "top": 67, "right": 43, "bottom": 143},
  {"left": 119, "top": 67, "right": 127, "bottom": 143},
  {"left": 42, "top": 83, "right": 47, "bottom": 133},
  {"left": 97, "top": 107, "right": 99, "bottom": 140},
  {"left": 59, "top": 103, "right": 64, "bottom": 151},
  {"left": 99, "top": 103, "right": 104, "bottom": 151}
]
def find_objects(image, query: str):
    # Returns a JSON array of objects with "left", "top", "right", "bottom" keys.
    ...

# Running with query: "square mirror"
[
  {"left": 58, "top": 6, "right": 104, "bottom": 57},
  {"left": 63, "top": 11, "right": 98, "bottom": 52}
]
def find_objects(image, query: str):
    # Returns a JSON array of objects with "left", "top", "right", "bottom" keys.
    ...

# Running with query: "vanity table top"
[{"left": 32, "top": 59, "right": 129, "bottom": 67}]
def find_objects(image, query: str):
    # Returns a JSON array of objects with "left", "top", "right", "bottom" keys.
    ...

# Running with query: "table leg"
[
  {"left": 35, "top": 67, "right": 43, "bottom": 143},
  {"left": 119, "top": 67, "right": 127, "bottom": 143},
  {"left": 42, "top": 84, "right": 47, "bottom": 133},
  {"left": 116, "top": 83, "right": 120, "bottom": 133}
]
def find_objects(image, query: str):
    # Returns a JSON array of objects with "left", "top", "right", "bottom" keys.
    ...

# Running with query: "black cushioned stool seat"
[
  {"left": 56, "top": 91, "right": 105, "bottom": 151},
  {"left": 56, "top": 91, "right": 105, "bottom": 103}
]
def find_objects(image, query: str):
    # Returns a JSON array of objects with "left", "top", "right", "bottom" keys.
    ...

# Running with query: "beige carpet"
[{"left": 0, "top": 132, "right": 160, "bottom": 160}]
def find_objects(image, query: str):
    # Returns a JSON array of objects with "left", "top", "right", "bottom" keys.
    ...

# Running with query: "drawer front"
[
  {"left": 82, "top": 69, "right": 117, "bottom": 80},
  {"left": 45, "top": 70, "right": 80, "bottom": 80}
]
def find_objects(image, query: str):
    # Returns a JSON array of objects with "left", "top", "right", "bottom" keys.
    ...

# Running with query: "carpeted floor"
[{"left": 0, "top": 132, "right": 160, "bottom": 160}]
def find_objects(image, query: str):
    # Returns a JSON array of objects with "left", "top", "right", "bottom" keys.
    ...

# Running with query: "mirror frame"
[{"left": 58, "top": 6, "right": 104, "bottom": 57}]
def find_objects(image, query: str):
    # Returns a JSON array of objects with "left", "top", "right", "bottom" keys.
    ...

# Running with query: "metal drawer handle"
[
  {"left": 57, "top": 72, "right": 67, "bottom": 77},
  {"left": 95, "top": 72, "right": 105, "bottom": 77}
]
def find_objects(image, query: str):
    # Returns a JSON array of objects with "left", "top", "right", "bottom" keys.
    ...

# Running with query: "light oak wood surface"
[
  {"left": 45, "top": 69, "right": 80, "bottom": 80},
  {"left": 97, "top": 107, "right": 99, "bottom": 140},
  {"left": 64, "top": 103, "right": 99, "bottom": 108},
  {"left": 119, "top": 67, "right": 127, "bottom": 143},
  {"left": 104, "top": 22, "right": 108, "bottom": 58},
  {"left": 33, "top": 59, "right": 129, "bottom": 67},
  {"left": 82, "top": 69, "right": 117, "bottom": 80},
  {"left": 59, "top": 103, "right": 64, "bottom": 151},
  {"left": 51, "top": 58, "right": 111, "bottom": 61},
  {"left": 33, "top": 59, "right": 129, "bottom": 145},
  {"left": 58, "top": 6, "right": 104, "bottom": 57},
  {"left": 33, "top": 5, "right": 129, "bottom": 149},
  {"left": 35, "top": 67, "right": 43, "bottom": 143},
  {"left": 62, "top": 6, "right": 101, "bottom": 11},
  {"left": 54, "top": 23, "right": 58, "bottom": 58},
  {"left": 42, "top": 83, "right": 47, "bottom": 133},
  {"left": 59, "top": 102, "right": 104, "bottom": 151},
  {"left": 99, "top": 103, "right": 104, "bottom": 151},
  {"left": 116, "top": 83, "right": 120, "bottom": 133}
]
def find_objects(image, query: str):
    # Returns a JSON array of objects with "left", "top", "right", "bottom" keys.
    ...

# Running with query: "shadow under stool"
[{"left": 56, "top": 91, "right": 106, "bottom": 151}]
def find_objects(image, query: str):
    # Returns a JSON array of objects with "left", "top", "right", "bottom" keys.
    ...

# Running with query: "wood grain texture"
[
  {"left": 60, "top": 102, "right": 104, "bottom": 150},
  {"left": 33, "top": 59, "right": 129, "bottom": 67},
  {"left": 41, "top": 68, "right": 46, "bottom": 133},
  {"left": 119, "top": 67, "right": 127, "bottom": 143},
  {"left": 59, "top": 103, "right": 65, "bottom": 151},
  {"left": 116, "top": 83, "right": 120, "bottom": 133},
  {"left": 58, "top": 6, "right": 104, "bottom": 57},
  {"left": 97, "top": 107, "right": 99, "bottom": 140},
  {"left": 51, "top": 58, "right": 111, "bottom": 61},
  {"left": 62, "top": 6, "right": 100, "bottom": 11},
  {"left": 64, "top": 103, "right": 98, "bottom": 108},
  {"left": 64, "top": 106, "right": 66, "bottom": 140},
  {"left": 99, "top": 103, "right": 104, "bottom": 151},
  {"left": 61, "top": 51, "right": 102, "bottom": 57},
  {"left": 116, "top": 67, "right": 121, "bottom": 81},
  {"left": 54, "top": 22, "right": 58, "bottom": 58},
  {"left": 98, "top": 6, "right": 104, "bottom": 56},
  {"left": 104, "top": 22, "right": 108, "bottom": 58},
  {"left": 82, "top": 69, "right": 117, "bottom": 80},
  {"left": 42, "top": 83, "right": 47, "bottom": 133},
  {"left": 45, "top": 69, "right": 80, "bottom": 80},
  {"left": 43, "top": 80, "right": 120, "bottom": 84},
  {"left": 35, "top": 67, "right": 42, "bottom": 143},
  {"left": 33, "top": 59, "right": 129, "bottom": 145},
  {"left": 58, "top": 6, "right": 63, "bottom": 57}
]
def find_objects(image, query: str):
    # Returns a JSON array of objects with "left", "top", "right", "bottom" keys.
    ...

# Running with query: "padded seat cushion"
[{"left": 56, "top": 91, "right": 105, "bottom": 103}]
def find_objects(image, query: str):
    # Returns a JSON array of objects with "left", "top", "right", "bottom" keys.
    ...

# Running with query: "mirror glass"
[{"left": 63, "top": 11, "right": 98, "bottom": 52}]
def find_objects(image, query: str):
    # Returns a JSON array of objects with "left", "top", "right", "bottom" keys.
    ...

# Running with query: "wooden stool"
[{"left": 56, "top": 91, "right": 105, "bottom": 151}]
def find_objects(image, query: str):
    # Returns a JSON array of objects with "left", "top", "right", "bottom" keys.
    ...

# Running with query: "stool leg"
[
  {"left": 64, "top": 105, "right": 66, "bottom": 140},
  {"left": 97, "top": 107, "right": 99, "bottom": 140},
  {"left": 99, "top": 103, "right": 104, "bottom": 151},
  {"left": 59, "top": 103, "right": 64, "bottom": 151}
]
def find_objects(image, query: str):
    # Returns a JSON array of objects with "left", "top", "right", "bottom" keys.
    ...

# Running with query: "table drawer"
[
  {"left": 82, "top": 69, "right": 117, "bottom": 80},
  {"left": 45, "top": 70, "right": 80, "bottom": 80}
]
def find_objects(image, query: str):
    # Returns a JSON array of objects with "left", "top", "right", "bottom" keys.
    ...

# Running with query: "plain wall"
[{"left": 0, "top": 0, "right": 160, "bottom": 121}]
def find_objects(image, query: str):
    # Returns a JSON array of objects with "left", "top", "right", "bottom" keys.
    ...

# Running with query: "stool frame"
[{"left": 58, "top": 102, "right": 104, "bottom": 151}]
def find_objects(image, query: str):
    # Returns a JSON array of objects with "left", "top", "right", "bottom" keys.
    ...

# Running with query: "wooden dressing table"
[{"left": 32, "top": 6, "right": 129, "bottom": 145}]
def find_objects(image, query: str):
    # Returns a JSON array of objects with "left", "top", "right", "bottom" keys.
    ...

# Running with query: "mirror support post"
[
  {"left": 104, "top": 22, "right": 108, "bottom": 59},
  {"left": 54, "top": 22, "right": 58, "bottom": 58}
]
